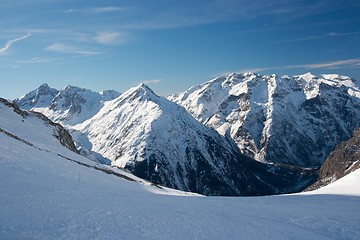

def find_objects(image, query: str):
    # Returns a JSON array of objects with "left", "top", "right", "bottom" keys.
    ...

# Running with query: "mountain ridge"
[
  {"left": 15, "top": 84, "right": 121, "bottom": 126},
  {"left": 170, "top": 72, "right": 360, "bottom": 167}
]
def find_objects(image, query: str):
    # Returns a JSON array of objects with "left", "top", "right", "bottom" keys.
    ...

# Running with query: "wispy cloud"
[
  {"left": 0, "top": 33, "right": 31, "bottom": 55},
  {"left": 299, "top": 59, "right": 360, "bottom": 69},
  {"left": 238, "top": 58, "right": 360, "bottom": 73},
  {"left": 93, "top": 31, "right": 128, "bottom": 45},
  {"left": 65, "top": 6, "right": 127, "bottom": 15},
  {"left": 141, "top": 79, "right": 162, "bottom": 84},
  {"left": 271, "top": 32, "right": 359, "bottom": 44},
  {"left": 16, "top": 57, "right": 60, "bottom": 64},
  {"left": 44, "top": 43, "right": 102, "bottom": 56}
]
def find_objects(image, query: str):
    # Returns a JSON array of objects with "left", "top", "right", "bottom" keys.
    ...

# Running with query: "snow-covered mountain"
[
  {"left": 1, "top": 94, "right": 359, "bottom": 239},
  {"left": 72, "top": 83, "right": 314, "bottom": 196},
  {"left": 170, "top": 72, "right": 360, "bottom": 167},
  {"left": 15, "top": 84, "right": 120, "bottom": 126}
]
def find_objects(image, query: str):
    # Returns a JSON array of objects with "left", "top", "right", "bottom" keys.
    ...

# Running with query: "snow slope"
[
  {"left": 1, "top": 99, "right": 359, "bottom": 239},
  {"left": 305, "top": 168, "right": 360, "bottom": 196},
  {"left": 307, "top": 128, "right": 360, "bottom": 190},
  {"left": 170, "top": 72, "right": 360, "bottom": 167}
]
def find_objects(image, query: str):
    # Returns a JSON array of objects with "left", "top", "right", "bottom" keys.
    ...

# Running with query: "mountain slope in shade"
[
  {"left": 307, "top": 128, "right": 360, "bottom": 191},
  {"left": 15, "top": 84, "right": 121, "bottom": 126},
  {"left": 74, "top": 84, "right": 314, "bottom": 196},
  {"left": 170, "top": 72, "right": 360, "bottom": 167}
]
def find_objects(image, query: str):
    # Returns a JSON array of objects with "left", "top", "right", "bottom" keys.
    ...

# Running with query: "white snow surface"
[
  {"left": 304, "top": 168, "right": 360, "bottom": 196},
  {"left": 1, "top": 98, "right": 360, "bottom": 239}
]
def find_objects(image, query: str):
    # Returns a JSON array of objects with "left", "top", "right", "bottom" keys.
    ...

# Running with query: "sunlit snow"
[{"left": 1, "top": 99, "right": 359, "bottom": 239}]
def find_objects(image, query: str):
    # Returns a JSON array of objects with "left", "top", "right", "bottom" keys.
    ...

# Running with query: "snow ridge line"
[
  {"left": 0, "top": 127, "right": 34, "bottom": 147},
  {"left": 0, "top": 127, "right": 136, "bottom": 182}
]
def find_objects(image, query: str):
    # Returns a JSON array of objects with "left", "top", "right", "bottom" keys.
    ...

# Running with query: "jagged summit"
[
  {"left": 295, "top": 72, "right": 319, "bottom": 81},
  {"left": 14, "top": 83, "right": 121, "bottom": 126},
  {"left": 120, "top": 83, "right": 159, "bottom": 101},
  {"left": 61, "top": 84, "right": 85, "bottom": 92},
  {"left": 15, "top": 83, "right": 59, "bottom": 109},
  {"left": 38, "top": 83, "right": 51, "bottom": 89}
]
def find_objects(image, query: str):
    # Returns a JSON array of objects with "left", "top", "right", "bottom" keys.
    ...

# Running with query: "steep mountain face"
[
  {"left": 15, "top": 84, "right": 120, "bottom": 126},
  {"left": 0, "top": 97, "right": 77, "bottom": 153},
  {"left": 307, "top": 128, "right": 360, "bottom": 190},
  {"left": 73, "top": 84, "right": 314, "bottom": 196},
  {"left": 170, "top": 72, "right": 360, "bottom": 167}
]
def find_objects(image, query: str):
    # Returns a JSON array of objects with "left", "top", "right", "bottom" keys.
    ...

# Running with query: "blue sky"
[{"left": 0, "top": 0, "right": 359, "bottom": 99}]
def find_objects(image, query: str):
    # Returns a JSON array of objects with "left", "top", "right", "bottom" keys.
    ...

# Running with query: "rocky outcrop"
[{"left": 307, "top": 128, "right": 360, "bottom": 190}]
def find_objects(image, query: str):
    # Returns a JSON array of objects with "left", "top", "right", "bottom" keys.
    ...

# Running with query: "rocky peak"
[
  {"left": 15, "top": 83, "right": 59, "bottom": 109},
  {"left": 120, "top": 83, "right": 159, "bottom": 103}
]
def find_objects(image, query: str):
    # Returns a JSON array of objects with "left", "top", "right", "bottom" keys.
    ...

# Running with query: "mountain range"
[
  {"left": 170, "top": 72, "right": 360, "bottom": 167},
  {"left": 16, "top": 83, "right": 120, "bottom": 126},
  {"left": 12, "top": 72, "right": 360, "bottom": 195},
  {"left": 2, "top": 96, "right": 359, "bottom": 239}
]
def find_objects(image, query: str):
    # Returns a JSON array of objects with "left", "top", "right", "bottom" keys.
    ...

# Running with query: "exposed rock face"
[
  {"left": 170, "top": 72, "right": 360, "bottom": 167},
  {"left": 307, "top": 128, "right": 360, "bottom": 190}
]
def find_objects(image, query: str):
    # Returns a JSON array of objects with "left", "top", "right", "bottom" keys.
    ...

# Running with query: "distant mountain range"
[
  {"left": 12, "top": 72, "right": 360, "bottom": 195},
  {"left": 16, "top": 83, "right": 120, "bottom": 126}
]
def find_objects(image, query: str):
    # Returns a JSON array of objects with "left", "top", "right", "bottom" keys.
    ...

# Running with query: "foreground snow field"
[{"left": 1, "top": 130, "right": 360, "bottom": 240}]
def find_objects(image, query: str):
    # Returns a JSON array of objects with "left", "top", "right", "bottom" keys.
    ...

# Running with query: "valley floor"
[{"left": 1, "top": 133, "right": 360, "bottom": 240}]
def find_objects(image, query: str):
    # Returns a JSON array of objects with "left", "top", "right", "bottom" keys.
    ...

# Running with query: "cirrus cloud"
[
  {"left": 93, "top": 31, "right": 129, "bottom": 45},
  {"left": 65, "top": 6, "right": 127, "bottom": 15},
  {"left": 44, "top": 43, "right": 102, "bottom": 56},
  {"left": 0, "top": 33, "right": 31, "bottom": 55},
  {"left": 141, "top": 79, "right": 162, "bottom": 84},
  {"left": 238, "top": 58, "right": 360, "bottom": 74}
]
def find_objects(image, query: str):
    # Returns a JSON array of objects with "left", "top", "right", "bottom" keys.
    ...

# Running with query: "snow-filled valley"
[{"left": 1, "top": 95, "right": 360, "bottom": 239}]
